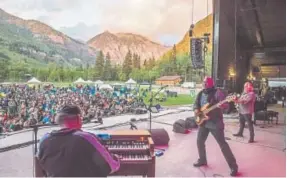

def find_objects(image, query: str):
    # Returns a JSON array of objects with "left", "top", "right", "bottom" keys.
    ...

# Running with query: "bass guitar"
[{"left": 195, "top": 94, "right": 237, "bottom": 126}]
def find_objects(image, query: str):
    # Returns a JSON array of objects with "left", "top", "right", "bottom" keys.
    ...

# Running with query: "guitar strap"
[
  {"left": 206, "top": 89, "right": 218, "bottom": 106},
  {"left": 196, "top": 88, "right": 218, "bottom": 109}
]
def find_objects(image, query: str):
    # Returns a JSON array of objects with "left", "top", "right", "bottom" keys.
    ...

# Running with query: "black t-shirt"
[{"left": 37, "top": 129, "right": 120, "bottom": 177}]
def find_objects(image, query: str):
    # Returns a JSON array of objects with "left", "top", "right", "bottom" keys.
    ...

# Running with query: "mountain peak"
[
  {"left": 0, "top": 8, "right": 6, "bottom": 13},
  {"left": 88, "top": 31, "right": 170, "bottom": 63},
  {"left": 103, "top": 30, "right": 112, "bottom": 34},
  {"left": 0, "top": 8, "right": 97, "bottom": 67},
  {"left": 0, "top": 8, "right": 22, "bottom": 21}
]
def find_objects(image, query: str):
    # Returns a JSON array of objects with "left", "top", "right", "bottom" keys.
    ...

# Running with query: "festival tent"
[
  {"left": 99, "top": 84, "right": 113, "bottom": 90},
  {"left": 0, "top": 92, "right": 6, "bottom": 97},
  {"left": 125, "top": 78, "right": 136, "bottom": 85},
  {"left": 1, "top": 82, "right": 13, "bottom": 85},
  {"left": 27, "top": 77, "right": 41, "bottom": 84},
  {"left": 73, "top": 78, "right": 86, "bottom": 84},
  {"left": 85, "top": 80, "right": 94, "bottom": 84},
  {"left": 113, "top": 82, "right": 123, "bottom": 86},
  {"left": 95, "top": 80, "right": 104, "bottom": 85}
]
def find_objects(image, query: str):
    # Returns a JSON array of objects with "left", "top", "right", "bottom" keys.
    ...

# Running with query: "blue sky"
[{"left": 0, "top": 0, "right": 212, "bottom": 45}]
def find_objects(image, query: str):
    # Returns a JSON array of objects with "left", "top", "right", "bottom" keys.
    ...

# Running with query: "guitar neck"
[{"left": 203, "top": 99, "right": 227, "bottom": 114}]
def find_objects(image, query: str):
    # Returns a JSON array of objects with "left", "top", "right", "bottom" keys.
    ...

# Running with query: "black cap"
[{"left": 57, "top": 105, "right": 81, "bottom": 115}]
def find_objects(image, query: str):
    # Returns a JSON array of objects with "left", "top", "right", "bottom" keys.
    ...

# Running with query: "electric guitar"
[
  {"left": 234, "top": 93, "right": 250, "bottom": 111},
  {"left": 195, "top": 94, "right": 237, "bottom": 126}
]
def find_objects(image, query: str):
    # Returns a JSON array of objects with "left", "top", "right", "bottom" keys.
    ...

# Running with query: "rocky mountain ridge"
[
  {"left": 88, "top": 31, "right": 170, "bottom": 64},
  {"left": 0, "top": 8, "right": 97, "bottom": 66}
]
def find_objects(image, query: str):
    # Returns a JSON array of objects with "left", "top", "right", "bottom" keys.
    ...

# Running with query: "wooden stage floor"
[{"left": 0, "top": 105, "right": 285, "bottom": 177}]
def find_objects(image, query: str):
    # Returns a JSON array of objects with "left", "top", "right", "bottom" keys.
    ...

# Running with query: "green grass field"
[{"left": 143, "top": 94, "right": 194, "bottom": 106}]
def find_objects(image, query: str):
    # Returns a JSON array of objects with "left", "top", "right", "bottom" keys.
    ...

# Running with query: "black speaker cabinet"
[{"left": 149, "top": 128, "right": 170, "bottom": 146}]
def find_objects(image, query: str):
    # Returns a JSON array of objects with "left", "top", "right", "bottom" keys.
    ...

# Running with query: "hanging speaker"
[{"left": 190, "top": 38, "right": 203, "bottom": 69}]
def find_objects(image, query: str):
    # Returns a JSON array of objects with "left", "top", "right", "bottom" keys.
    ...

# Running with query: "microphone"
[
  {"left": 130, "top": 122, "right": 138, "bottom": 130},
  {"left": 129, "top": 118, "right": 138, "bottom": 130}
]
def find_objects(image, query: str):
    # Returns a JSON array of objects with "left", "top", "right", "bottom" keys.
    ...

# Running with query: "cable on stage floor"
[
  {"left": 151, "top": 121, "right": 173, "bottom": 126},
  {"left": 213, "top": 173, "right": 224, "bottom": 177},
  {"left": 198, "top": 167, "right": 207, "bottom": 177}
]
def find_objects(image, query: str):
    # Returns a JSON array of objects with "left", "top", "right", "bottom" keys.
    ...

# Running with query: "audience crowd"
[{"left": 0, "top": 84, "right": 150, "bottom": 133}]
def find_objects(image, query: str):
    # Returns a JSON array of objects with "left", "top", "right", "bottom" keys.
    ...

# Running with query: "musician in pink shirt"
[{"left": 233, "top": 82, "right": 256, "bottom": 143}]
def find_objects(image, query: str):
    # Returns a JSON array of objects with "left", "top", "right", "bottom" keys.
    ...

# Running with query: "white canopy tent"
[
  {"left": 113, "top": 82, "right": 123, "bottom": 86},
  {"left": 1, "top": 82, "right": 13, "bottom": 85},
  {"left": 73, "top": 78, "right": 86, "bottom": 84},
  {"left": 125, "top": 78, "right": 136, "bottom": 85},
  {"left": 95, "top": 80, "right": 104, "bottom": 85},
  {"left": 99, "top": 84, "right": 113, "bottom": 90},
  {"left": 27, "top": 77, "right": 41, "bottom": 84},
  {"left": 85, "top": 80, "right": 93, "bottom": 84}
]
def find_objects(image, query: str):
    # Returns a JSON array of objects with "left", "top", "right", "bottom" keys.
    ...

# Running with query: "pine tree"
[
  {"left": 147, "top": 57, "right": 155, "bottom": 70},
  {"left": 143, "top": 59, "right": 147, "bottom": 68},
  {"left": 103, "top": 52, "right": 112, "bottom": 80},
  {"left": 132, "top": 53, "right": 137, "bottom": 68},
  {"left": 132, "top": 53, "right": 141, "bottom": 69},
  {"left": 111, "top": 65, "right": 120, "bottom": 81},
  {"left": 147, "top": 58, "right": 152, "bottom": 69},
  {"left": 172, "top": 44, "right": 177, "bottom": 74},
  {"left": 122, "top": 50, "right": 133, "bottom": 80},
  {"left": 95, "top": 50, "right": 105, "bottom": 79},
  {"left": 136, "top": 55, "right": 141, "bottom": 69},
  {"left": 151, "top": 56, "right": 156, "bottom": 69}
]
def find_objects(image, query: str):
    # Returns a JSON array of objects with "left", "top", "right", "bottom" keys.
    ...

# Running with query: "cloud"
[
  {"left": 0, "top": 0, "right": 212, "bottom": 45},
  {"left": 157, "top": 34, "right": 182, "bottom": 47},
  {"left": 0, "top": 0, "right": 82, "bottom": 12}
]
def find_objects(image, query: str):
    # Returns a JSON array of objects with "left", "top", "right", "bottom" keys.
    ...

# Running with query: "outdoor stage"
[{"left": 0, "top": 105, "right": 285, "bottom": 177}]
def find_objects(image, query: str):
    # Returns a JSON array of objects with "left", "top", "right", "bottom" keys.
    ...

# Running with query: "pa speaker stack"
[
  {"left": 172, "top": 119, "right": 187, "bottom": 134},
  {"left": 173, "top": 117, "right": 198, "bottom": 134},
  {"left": 149, "top": 129, "right": 170, "bottom": 146}
]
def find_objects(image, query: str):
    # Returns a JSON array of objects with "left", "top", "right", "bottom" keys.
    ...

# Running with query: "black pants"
[
  {"left": 238, "top": 114, "right": 254, "bottom": 140},
  {"left": 197, "top": 126, "right": 238, "bottom": 169}
]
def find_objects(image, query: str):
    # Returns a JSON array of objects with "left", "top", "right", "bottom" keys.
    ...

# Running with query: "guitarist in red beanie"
[{"left": 193, "top": 77, "right": 238, "bottom": 177}]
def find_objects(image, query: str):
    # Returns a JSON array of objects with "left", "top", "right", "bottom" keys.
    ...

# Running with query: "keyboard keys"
[
  {"left": 106, "top": 143, "right": 149, "bottom": 150},
  {"left": 118, "top": 154, "right": 151, "bottom": 161}
]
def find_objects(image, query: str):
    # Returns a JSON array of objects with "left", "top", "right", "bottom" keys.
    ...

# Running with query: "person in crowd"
[{"left": 0, "top": 83, "right": 147, "bottom": 133}]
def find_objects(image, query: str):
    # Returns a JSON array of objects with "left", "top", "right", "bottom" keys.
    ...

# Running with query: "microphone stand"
[
  {"left": 147, "top": 85, "right": 167, "bottom": 132},
  {"left": 31, "top": 124, "right": 56, "bottom": 177},
  {"left": 32, "top": 125, "right": 39, "bottom": 177}
]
